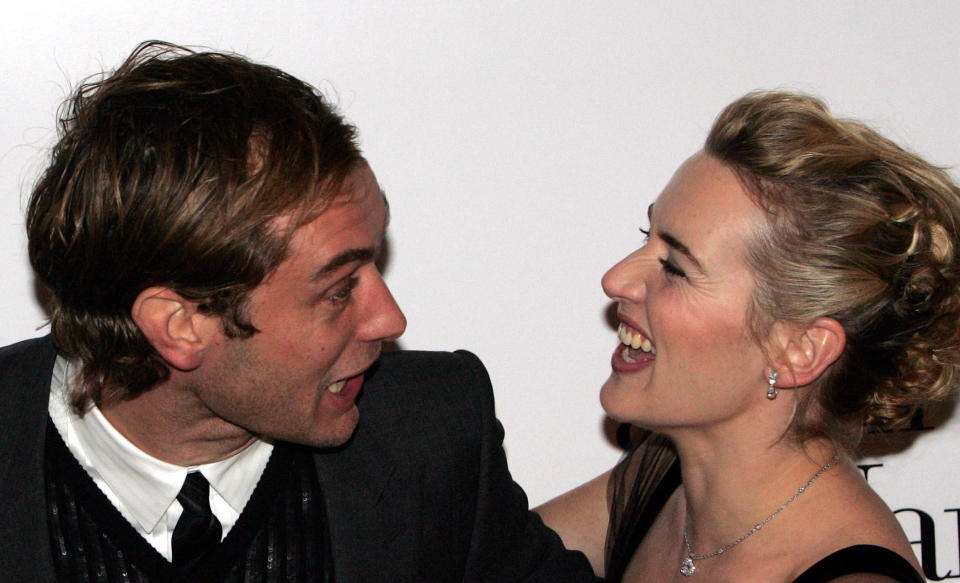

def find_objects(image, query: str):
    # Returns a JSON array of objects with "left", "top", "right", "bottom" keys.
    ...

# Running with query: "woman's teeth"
[
  {"left": 617, "top": 323, "right": 656, "bottom": 354},
  {"left": 327, "top": 380, "right": 347, "bottom": 394}
]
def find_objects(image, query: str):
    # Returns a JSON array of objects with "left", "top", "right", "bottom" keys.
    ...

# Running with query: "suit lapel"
[{"left": 314, "top": 422, "right": 424, "bottom": 582}]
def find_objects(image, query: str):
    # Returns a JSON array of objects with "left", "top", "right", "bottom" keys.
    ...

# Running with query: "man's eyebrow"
[
  {"left": 310, "top": 248, "right": 375, "bottom": 281},
  {"left": 659, "top": 231, "right": 704, "bottom": 271}
]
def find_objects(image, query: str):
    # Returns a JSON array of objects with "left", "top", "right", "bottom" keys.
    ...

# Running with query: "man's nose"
[{"left": 362, "top": 275, "right": 407, "bottom": 342}]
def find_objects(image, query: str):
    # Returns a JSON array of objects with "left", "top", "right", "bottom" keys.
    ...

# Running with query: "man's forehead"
[
  {"left": 312, "top": 162, "right": 385, "bottom": 220},
  {"left": 268, "top": 172, "right": 387, "bottom": 238},
  {"left": 293, "top": 178, "right": 387, "bottom": 255},
  {"left": 258, "top": 190, "right": 386, "bottom": 287}
]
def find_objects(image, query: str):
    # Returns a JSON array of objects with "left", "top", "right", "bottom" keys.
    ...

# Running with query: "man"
[{"left": 0, "top": 42, "right": 596, "bottom": 582}]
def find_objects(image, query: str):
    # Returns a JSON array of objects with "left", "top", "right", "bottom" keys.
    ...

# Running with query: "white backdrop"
[{"left": 2, "top": 3, "right": 959, "bottom": 579}]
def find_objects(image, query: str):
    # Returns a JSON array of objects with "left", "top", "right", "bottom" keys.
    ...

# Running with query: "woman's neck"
[{"left": 671, "top": 430, "right": 838, "bottom": 555}]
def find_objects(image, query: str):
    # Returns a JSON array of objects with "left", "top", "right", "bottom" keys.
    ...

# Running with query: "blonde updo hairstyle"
[{"left": 705, "top": 90, "right": 960, "bottom": 451}]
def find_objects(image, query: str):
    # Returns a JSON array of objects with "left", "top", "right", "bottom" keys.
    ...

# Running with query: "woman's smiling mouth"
[{"left": 612, "top": 322, "right": 657, "bottom": 372}]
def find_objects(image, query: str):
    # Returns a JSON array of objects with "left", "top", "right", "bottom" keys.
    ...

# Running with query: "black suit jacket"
[{"left": 0, "top": 336, "right": 595, "bottom": 582}]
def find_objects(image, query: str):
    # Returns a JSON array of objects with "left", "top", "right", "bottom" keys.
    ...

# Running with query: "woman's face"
[{"left": 600, "top": 152, "right": 772, "bottom": 432}]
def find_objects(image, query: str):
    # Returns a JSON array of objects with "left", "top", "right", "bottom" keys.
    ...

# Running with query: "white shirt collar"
[{"left": 48, "top": 355, "right": 273, "bottom": 534}]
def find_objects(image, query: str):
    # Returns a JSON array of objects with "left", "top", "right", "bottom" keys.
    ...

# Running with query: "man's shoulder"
[
  {"left": 0, "top": 335, "right": 56, "bottom": 381},
  {"left": 364, "top": 349, "right": 490, "bottom": 402},
  {"left": 0, "top": 336, "right": 58, "bottom": 583},
  {"left": 371, "top": 349, "right": 486, "bottom": 379},
  {"left": 356, "top": 349, "right": 493, "bottom": 437},
  {"left": 0, "top": 335, "right": 54, "bottom": 357}
]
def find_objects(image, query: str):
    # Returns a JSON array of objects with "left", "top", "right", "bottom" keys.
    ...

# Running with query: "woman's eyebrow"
[
  {"left": 658, "top": 230, "right": 704, "bottom": 272},
  {"left": 649, "top": 203, "right": 704, "bottom": 271}
]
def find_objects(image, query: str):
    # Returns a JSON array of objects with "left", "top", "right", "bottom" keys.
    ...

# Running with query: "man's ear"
[
  {"left": 131, "top": 287, "right": 217, "bottom": 371},
  {"left": 770, "top": 317, "right": 846, "bottom": 388}
]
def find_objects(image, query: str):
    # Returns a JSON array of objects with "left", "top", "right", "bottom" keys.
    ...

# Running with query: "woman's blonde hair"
[{"left": 706, "top": 90, "right": 960, "bottom": 450}]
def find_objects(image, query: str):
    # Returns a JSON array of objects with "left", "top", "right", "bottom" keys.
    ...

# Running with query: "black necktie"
[{"left": 172, "top": 471, "right": 222, "bottom": 571}]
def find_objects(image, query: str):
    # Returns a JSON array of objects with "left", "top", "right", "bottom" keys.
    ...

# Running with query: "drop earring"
[{"left": 766, "top": 370, "right": 779, "bottom": 400}]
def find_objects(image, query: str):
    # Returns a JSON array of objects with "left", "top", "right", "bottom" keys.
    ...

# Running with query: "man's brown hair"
[{"left": 27, "top": 41, "right": 363, "bottom": 411}]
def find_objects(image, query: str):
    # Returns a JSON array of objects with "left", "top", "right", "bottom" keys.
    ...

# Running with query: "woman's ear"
[
  {"left": 770, "top": 318, "right": 846, "bottom": 388},
  {"left": 131, "top": 287, "right": 217, "bottom": 371}
]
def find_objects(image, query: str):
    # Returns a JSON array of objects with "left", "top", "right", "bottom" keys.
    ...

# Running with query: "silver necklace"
[{"left": 679, "top": 454, "right": 839, "bottom": 577}]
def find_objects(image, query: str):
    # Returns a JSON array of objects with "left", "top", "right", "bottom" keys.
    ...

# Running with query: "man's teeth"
[
  {"left": 327, "top": 380, "right": 347, "bottom": 394},
  {"left": 617, "top": 324, "right": 656, "bottom": 354}
]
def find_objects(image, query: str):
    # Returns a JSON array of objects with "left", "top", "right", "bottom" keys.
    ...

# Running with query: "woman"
[{"left": 537, "top": 91, "right": 960, "bottom": 582}]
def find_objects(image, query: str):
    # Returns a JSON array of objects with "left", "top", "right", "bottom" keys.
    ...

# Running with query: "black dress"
[{"left": 604, "top": 431, "right": 924, "bottom": 583}]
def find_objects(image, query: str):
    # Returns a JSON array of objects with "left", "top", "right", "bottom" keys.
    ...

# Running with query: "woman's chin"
[{"left": 599, "top": 376, "right": 639, "bottom": 422}]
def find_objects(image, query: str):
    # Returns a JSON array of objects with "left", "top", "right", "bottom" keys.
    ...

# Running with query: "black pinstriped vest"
[{"left": 44, "top": 423, "right": 333, "bottom": 583}]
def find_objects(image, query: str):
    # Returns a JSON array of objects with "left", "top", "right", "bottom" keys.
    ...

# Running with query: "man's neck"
[{"left": 100, "top": 380, "right": 256, "bottom": 466}]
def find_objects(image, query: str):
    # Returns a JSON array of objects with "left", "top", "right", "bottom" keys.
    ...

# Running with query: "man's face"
[{"left": 194, "top": 163, "right": 406, "bottom": 447}]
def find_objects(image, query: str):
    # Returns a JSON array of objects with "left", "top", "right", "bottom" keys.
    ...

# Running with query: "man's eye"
[
  {"left": 329, "top": 277, "right": 358, "bottom": 303},
  {"left": 658, "top": 258, "right": 686, "bottom": 279}
]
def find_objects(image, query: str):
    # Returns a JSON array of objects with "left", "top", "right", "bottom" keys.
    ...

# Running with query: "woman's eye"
[
  {"left": 639, "top": 226, "right": 650, "bottom": 242},
  {"left": 658, "top": 258, "right": 686, "bottom": 279}
]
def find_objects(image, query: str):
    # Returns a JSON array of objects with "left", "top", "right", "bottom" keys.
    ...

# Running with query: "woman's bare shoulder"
[
  {"left": 790, "top": 465, "right": 921, "bottom": 576},
  {"left": 826, "top": 468, "right": 916, "bottom": 558},
  {"left": 535, "top": 469, "right": 613, "bottom": 575}
]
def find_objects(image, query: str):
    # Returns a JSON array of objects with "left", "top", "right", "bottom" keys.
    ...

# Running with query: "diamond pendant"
[{"left": 680, "top": 557, "right": 697, "bottom": 577}]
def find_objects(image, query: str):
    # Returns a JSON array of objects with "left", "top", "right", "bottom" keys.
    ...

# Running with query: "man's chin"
[{"left": 303, "top": 408, "right": 361, "bottom": 449}]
